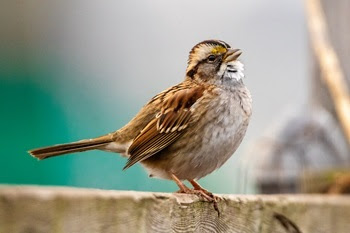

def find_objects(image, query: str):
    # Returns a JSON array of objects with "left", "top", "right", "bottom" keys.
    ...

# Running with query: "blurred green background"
[{"left": 0, "top": 0, "right": 307, "bottom": 194}]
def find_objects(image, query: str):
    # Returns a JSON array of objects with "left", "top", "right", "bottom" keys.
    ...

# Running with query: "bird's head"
[{"left": 186, "top": 40, "right": 244, "bottom": 85}]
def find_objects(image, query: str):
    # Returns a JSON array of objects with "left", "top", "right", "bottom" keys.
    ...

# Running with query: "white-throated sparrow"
[{"left": 29, "top": 40, "right": 252, "bottom": 213}]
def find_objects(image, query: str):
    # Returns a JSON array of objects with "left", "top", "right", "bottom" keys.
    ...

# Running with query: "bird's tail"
[{"left": 28, "top": 135, "right": 113, "bottom": 160}]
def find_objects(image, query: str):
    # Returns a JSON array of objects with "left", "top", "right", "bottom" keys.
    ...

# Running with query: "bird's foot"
[
  {"left": 171, "top": 174, "right": 221, "bottom": 216},
  {"left": 176, "top": 185, "right": 215, "bottom": 202},
  {"left": 193, "top": 186, "right": 221, "bottom": 202},
  {"left": 189, "top": 179, "right": 222, "bottom": 201}
]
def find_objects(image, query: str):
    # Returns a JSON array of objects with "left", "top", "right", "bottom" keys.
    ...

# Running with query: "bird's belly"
[
  {"left": 174, "top": 113, "right": 249, "bottom": 180},
  {"left": 142, "top": 97, "right": 250, "bottom": 180}
]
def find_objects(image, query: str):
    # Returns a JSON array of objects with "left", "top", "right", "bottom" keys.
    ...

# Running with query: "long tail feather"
[{"left": 28, "top": 135, "right": 113, "bottom": 160}]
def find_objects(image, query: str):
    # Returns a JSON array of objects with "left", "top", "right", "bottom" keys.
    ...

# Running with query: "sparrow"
[{"left": 29, "top": 40, "right": 252, "bottom": 212}]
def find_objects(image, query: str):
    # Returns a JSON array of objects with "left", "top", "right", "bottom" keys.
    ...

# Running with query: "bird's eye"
[{"left": 207, "top": 55, "right": 216, "bottom": 62}]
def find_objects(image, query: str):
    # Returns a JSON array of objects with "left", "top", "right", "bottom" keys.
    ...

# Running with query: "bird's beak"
[{"left": 223, "top": 48, "right": 242, "bottom": 63}]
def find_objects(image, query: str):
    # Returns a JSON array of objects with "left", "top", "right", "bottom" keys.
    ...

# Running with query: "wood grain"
[{"left": 0, "top": 186, "right": 350, "bottom": 233}]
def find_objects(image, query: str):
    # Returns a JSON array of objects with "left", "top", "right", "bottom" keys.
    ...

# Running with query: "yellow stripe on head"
[{"left": 211, "top": 45, "right": 227, "bottom": 55}]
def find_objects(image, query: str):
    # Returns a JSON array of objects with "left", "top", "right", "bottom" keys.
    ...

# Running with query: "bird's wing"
[{"left": 123, "top": 85, "right": 204, "bottom": 169}]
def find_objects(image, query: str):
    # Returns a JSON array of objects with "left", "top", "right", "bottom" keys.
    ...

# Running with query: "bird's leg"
[
  {"left": 188, "top": 179, "right": 220, "bottom": 201},
  {"left": 170, "top": 173, "right": 191, "bottom": 193},
  {"left": 170, "top": 174, "right": 220, "bottom": 215},
  {"left": 189, "top": 179, "right": 208, "bottom": 191},
  {"left": 171, "top": 173, "right": 212, "bottom": 200}
]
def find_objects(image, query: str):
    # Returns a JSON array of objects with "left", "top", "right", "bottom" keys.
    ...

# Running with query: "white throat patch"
[{"left": 218, "top": 61, "right": 245, "bottom": 81}]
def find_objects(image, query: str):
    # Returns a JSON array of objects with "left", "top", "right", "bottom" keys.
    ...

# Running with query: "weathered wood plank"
[{"left": 0, "top": 186, "right": 349, "bottom": 233}]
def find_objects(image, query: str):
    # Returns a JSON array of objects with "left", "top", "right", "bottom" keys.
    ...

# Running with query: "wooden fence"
[{"left": 0, "top": 186, "right": 349, "bottom": 233}]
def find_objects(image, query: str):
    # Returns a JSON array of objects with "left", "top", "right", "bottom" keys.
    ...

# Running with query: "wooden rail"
[{"left": 0, "top": 186, "right": 350, "bottom": 233}]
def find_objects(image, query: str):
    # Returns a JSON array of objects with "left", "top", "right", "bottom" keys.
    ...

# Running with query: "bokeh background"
[{"left": 0, "top": 0, "right": 307, "bottom": 194}]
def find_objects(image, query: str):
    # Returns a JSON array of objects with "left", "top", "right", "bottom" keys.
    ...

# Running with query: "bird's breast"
[
  {"left": 198, "top": 88, "right": 251, "bottom": 149},
  {"left": 175, "top": 87, "right": 251, "bottom": 179}
]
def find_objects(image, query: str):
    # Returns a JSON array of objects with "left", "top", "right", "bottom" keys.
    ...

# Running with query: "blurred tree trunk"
[
  {"left": 311, "top": 0, "right": 350, "bottom": 127},
  {"left": 247, "top": 0, "right": 350, "bottom": 194}
]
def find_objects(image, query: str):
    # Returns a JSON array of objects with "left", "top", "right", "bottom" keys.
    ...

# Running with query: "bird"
[{"left": 29, "top": 39, "right": 252, "bottom": 210}]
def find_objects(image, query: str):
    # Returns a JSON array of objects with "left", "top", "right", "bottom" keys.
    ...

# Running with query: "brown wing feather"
[{"left": 123, "top": 85, "right": 204, "bottom": 170}]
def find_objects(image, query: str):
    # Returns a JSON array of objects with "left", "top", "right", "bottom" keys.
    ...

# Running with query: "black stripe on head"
[
  {"left": 191, "top": 40, "right": 231, "bottom": 52},
  {"left": 186, "top": 68, "right": 196, "bottom": 78}
]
